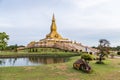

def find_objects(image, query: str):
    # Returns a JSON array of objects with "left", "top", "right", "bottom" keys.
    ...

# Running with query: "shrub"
[
  {"left": 81, "top": 53, "right": 93, "bottom": 61},
  {"left": 117, "top": 52, "right": 120, "bottom": 55}
]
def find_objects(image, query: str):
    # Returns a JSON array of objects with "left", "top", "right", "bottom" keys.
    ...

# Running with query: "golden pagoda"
[
  {"left": 27, "top": 14, "right": 98, "bottom": 54},
  {"left": 46, "top": 14, "right": 63, "bottom": 39}
]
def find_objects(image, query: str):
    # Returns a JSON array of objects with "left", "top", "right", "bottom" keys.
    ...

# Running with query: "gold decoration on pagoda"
[{"left": 46, "top": 14, "right": 63, "bottom": 39}]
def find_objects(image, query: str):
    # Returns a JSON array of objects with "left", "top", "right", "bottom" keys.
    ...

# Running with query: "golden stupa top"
[
  {"left": 51, "top": 14, "right": 57, "bottom": 32},
  {"left": 46, "top": 14, "right": 63, "bottom": 39}
]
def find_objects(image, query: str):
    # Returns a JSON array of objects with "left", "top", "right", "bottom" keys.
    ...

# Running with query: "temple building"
[{"left": 27, "top": 14, "right": 98, "bottom": 54}]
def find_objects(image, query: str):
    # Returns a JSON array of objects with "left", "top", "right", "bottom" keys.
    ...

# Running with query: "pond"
[{"left": 0, "top": 57, "right": 69, "bottom": 67}]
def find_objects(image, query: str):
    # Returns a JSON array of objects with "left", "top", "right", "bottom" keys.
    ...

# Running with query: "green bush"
[
  {"left": 81, "top": 53, "right": 93, "bottom": 61},
  {"left": 117, "top": 52, "right": 120, "bottom": 55}
]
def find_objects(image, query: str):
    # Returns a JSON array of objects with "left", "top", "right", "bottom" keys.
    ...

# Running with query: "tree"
[
  {"left": 6, "top": 44, "right": 18, "bottom": 52},
  {"left": 115, "top": 46, "right": 120, "bottom": 51},
  {"left": 0, "top": 32, "right": 9, "bottom": 50},
  {"left": 97, "top": 39, "right": 110, "bottom": 64},
  {"left": 110, "top": 46, "right": 120, "bottom": 51}
]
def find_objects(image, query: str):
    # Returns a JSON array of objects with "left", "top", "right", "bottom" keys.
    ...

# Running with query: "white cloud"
[{"left": 0, "top": 23, "right": 14, "bottom": 28}]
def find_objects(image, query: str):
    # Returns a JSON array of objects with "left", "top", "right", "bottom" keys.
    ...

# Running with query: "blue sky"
[{"left": 0, "top": 0, "right": 120, "bottom": 47}]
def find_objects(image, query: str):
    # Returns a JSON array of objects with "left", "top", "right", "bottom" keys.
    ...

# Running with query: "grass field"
[
  {"left": 0, "top": 56, "right": 120, "bottom": 80},
  {"left": 0, "top": 51, "right": 80, "bottom": 58},
  {"left": 0, "top": 48, "right": 80, "bottom": 55}
]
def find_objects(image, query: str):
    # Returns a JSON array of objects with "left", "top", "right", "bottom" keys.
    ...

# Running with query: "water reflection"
[
  {"left": 0, "top": 57, "right": 69, "bottom": 67},
  {"left": 29, "top": 57, "right": 68, "bottom": 64}
]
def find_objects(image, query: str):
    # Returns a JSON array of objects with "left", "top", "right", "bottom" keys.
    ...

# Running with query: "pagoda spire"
[
  {"left": 52, "top": 13, "right": 55, "bottom": 22},
  {"left": 46, "top": 14, "right": 64, "bottom": 39},
  {"left": 51, "top": 14, "right": 57, "bottom": 32}
]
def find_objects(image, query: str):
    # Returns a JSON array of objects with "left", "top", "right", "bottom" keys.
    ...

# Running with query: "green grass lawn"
[
  {"left": 0, "top": 51, "right": 80, "bottom": 58},
  {"left": 0, "top": 56, "right": 120, "bottom": 80},
  {"left": 0, "top": 48, "right": 80, "bottom": 55}
]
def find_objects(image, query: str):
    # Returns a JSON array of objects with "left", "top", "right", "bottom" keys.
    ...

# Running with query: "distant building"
[{"left": 27, "top": 14, "right": 98, "bottom": 54}]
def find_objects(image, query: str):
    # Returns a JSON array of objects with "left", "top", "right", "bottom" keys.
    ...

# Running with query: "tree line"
[
  {"left": 92, "top": 46, "right": 120, "bottom": 51},
  {"left": 0, "top": 32, "right": 25, "bottom": 51}
]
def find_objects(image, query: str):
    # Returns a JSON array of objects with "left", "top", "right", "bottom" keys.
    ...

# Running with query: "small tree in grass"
[{"left": 96, "top": 39, "right": 110, "bottom": 64}]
